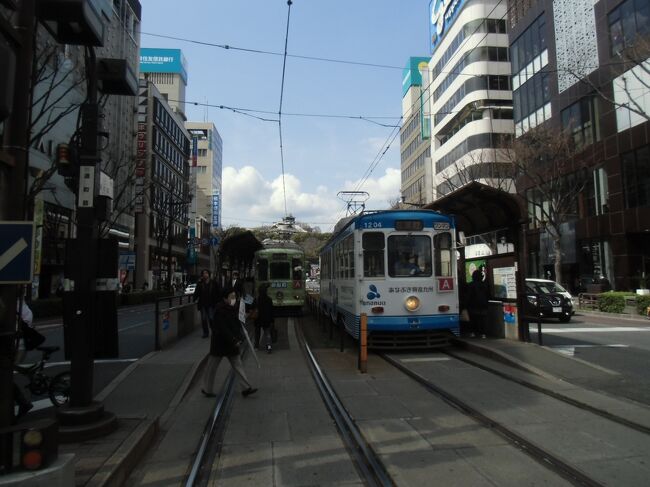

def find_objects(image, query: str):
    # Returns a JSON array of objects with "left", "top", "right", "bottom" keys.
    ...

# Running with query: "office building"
[
  {"left": 134, "top": 76, "right": 191, "bottom": 288},
  {"left": 427, "top": 0, "right": 514, "bottom": 199},
  {"left": 185, "top": 121, "right": 223, "bottom": 274},
  {"left": 509, "top": 0, "right": 650, "bottom": 291},
  {"left": 400, "top": 57, "right": 434, "bottom": 205}
]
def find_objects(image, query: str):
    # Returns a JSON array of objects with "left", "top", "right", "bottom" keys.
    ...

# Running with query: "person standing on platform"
[
  {"left": 230, "top": 270, "right": 244, "bottom": 298},
  {"left": 466, "top": 269, "right": 489, "bottom": 338},
  {"left": 194, "top": 269, "right": 219, "bottom": 338},
  {"left": 202, "top": 287, "right": 257, "bottom": 398},
  {"left": 253, "top": 284, "right": 274, "bottom": 353}
]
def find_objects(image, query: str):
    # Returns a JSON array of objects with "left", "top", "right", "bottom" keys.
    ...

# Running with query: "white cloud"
[{"left": 220, "top": 165, "right": 401, "bottom": 232}]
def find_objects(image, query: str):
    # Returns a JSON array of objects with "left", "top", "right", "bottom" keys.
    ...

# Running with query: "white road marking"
[
  {"left": 544, "top": 346, "right": 622, "bottom": 375},
  {"left": 550, "top": 344, "right": 630, "bottom": 356},
  {"left": 0, "top": 238, "right": 28, "bottom": 272},
  {"left": 14, "top": 398, "right": 53, "bottom": 415},
  {"left": 531, "top": 326, "right": 649, "bottom": 333},
  {"left": 43, "top": 358, "right": 137, "bottom": 368},
  {"left": 119, "top": 321, "right": 149, "bottom": 332},
  {"left": 400, "top": 357, "right": 450, "bottom": 363}
]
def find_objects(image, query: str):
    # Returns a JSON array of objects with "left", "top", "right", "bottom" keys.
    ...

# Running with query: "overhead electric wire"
[
  {"left": 176, "top": 98, "right": 401, "bottom": 125},
  {"left": 278, "top": 0, "right": 293, "bottom": 218},
  {"left": 140, "top": 30, "right": 403, "bottom": 70}
]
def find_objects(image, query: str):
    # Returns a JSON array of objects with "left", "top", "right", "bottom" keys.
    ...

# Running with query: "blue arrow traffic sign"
[{"left": 0, "top": 221, "right": 35, "bottom": 284}]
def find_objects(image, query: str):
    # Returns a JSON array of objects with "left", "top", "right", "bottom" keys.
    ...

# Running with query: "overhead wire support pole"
[{"left": 277, "top": 0, "right": 292, "bottom": 218}]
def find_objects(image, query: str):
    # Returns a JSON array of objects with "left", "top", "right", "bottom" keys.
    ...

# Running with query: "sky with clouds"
[{"left": 140, "top": 0, "right": 431, "bottom": 231}]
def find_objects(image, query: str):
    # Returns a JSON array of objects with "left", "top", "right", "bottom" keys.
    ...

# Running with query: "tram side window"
[
  {"left": 257, "top": 259, "right": 269, "bottom": 281},
  {"left": 363, "top": 232, "right": 385, "bottom": 277},
  {"left": 434, "top": 232, "right": 453, "bottom": 276},
  {"left": 270, "top": 261, "right": 290, "bottom": 279},
  {"left": 388, "top": 235, "right": 432, "bottom": 277},
  {"left": 292, "top": 258, "right": 303, "bottom": 280},
  {"left": 321, "top": 251, "right": 331, "bottom": 279}
]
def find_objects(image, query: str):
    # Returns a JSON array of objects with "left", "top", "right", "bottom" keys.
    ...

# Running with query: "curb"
[
  {"left": 450, "top": 337, "right": 560, "bottom": 382},
  {"left": 574, "top": 310, "right": 650, "bottom": 322},
  {"left": 86, "top": 417, "right": 159, "bottom": 487},
  {"left": 160, "top": 353, "right": 208, "bottom": 426},
  {"left": 95, "top": 351, "right": 157, "bottom": 402}
]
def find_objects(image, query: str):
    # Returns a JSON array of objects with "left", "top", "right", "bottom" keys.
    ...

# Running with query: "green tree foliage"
[{"left": 293, "top": 232, "right": 331, "bottom": 260}]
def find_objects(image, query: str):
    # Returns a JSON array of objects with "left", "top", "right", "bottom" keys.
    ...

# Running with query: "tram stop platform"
[{"left": 9, "top": 312, "right": 650, "bottom": 486}]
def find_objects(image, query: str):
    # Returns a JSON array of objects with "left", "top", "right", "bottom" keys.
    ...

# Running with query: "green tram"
[{"left": 254, "top": 239, "right": 306, "bottom": 311}]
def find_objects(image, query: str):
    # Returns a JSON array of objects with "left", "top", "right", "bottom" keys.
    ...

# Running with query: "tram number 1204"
[{"left": 362, "top": 221, "right": 382, "bottom": 229}]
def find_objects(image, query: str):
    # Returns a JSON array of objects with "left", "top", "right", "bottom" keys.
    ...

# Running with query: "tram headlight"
[
  {"left": 276, "top": 291, "right": 284, "bottom": 300},
  {"left": 404, "top": 295, "right": 420, "bottom": 312}
]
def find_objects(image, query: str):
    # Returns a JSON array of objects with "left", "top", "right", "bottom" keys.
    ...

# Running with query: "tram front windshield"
[
  {"left": 388, "top": 235, "right": 432, "bottom": 277},
  {"left": 270, "top": 262, "right": 290, "bottom": 279}
]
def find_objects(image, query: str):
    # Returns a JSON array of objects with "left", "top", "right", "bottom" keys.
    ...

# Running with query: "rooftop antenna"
[{"left": 338, "top": 191, "right": 370, "bottom": 216}]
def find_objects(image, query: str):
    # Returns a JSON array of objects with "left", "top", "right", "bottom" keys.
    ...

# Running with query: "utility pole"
[{"left": 0, "top": 0, "right": 36, "bottom": 430}]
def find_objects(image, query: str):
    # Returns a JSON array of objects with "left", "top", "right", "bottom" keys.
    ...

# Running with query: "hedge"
[
  {"left": 637, "top": 295, "right": 650, "bottom": 316},
  {"left": 597, "top": 292, "right": 635, "bottom": 314}
]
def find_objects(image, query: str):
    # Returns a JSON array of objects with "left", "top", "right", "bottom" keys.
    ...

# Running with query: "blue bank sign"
[
  {"left": 140, "top": 48, "right": 188, "bottom": 83},
  {"left": 430, "top": 0, "right": 467, "bottom": 53}
]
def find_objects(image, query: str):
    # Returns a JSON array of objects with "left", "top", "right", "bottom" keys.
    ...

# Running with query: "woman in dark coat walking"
[
  {"left": 202, "top": 287, "right": 257, "bottom": 398},
  {"left": 254, "top": 284, "right": 274, "bottom": 353}
]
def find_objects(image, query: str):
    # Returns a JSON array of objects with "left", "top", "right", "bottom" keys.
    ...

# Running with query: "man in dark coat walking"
[
  {"left": 253, "top": 284, "right": 274, "bottom": 353},
  {"left": 201, "top": 287, "right": 257, "bottom": 398},
  {"left": 193, "top": 269, "right": 219, "bottom": 338},
  {"left": 466, "top": 269, "right": 489, "bottom": 338}
]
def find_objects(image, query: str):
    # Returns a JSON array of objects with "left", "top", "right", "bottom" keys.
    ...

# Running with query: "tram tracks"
[
  {"left": 185, "top": 371, "right": 236, "bottom": 487},
  {"left": 295, "top": 321, "right": 395, "bottom": 487},
  {"left": 381, "top": 353, "right": 605, "bottom": 487},
  {"left": 442, "top": 348, "right": 650, "bottom": 436}
]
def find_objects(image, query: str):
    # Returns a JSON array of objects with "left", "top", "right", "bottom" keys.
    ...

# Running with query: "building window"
[
  {"left": 561, "top": 97, "right": 601, "bottom": 149},
  {"left": 511, "top": 14, "right": 546, "bottom": 75},
  {"left": 623, "top": 145, "right": 650, "bottom": 208},
  {"left": 609, "top": 0, "right": 650, "bottom": 56},
  {"left": 613, "top": 62, "right": 650, "bottom": 132}
]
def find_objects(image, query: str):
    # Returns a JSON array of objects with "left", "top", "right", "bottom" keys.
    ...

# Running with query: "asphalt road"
[
  {"left": 529, "top": 312, "right": 650, "bottom": 405},
  {"left": 17, "top": 303, "right": 156, "bottom": 413}
]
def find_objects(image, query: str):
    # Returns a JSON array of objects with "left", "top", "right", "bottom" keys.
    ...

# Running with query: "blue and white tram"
[{"left": 319, "top": 210, "right": 459, "bottom": 349}]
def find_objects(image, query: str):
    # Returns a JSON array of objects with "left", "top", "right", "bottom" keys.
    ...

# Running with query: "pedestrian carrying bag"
[{"left": 20, "top": 321, "right": 45, "bottom": 350}]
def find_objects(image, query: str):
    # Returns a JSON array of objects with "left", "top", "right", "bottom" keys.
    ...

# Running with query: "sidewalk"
[{"left": 53, "top": 330, "right": 209, "bottom": 486}]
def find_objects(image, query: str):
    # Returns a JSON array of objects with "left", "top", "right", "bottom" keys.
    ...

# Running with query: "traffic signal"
[
  {"left": 0, "top": 419, "right": 58, "bottom": 473},
  {"left": 56, "top": 142, "right": 77, "bottom": 178}
]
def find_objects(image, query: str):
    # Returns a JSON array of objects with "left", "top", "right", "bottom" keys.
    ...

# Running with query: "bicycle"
[{"left": 14, "top": 345, "right": 71, "bottom": 407}]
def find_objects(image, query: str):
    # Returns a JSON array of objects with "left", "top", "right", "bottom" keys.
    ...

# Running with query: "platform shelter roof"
[{"left": 423, "top": 182, "right": 526, "bottom": 236}]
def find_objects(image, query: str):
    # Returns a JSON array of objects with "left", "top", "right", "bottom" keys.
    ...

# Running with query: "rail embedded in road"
[{"left": 294, "top": 319, "right": 394, "bottom": 487}]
